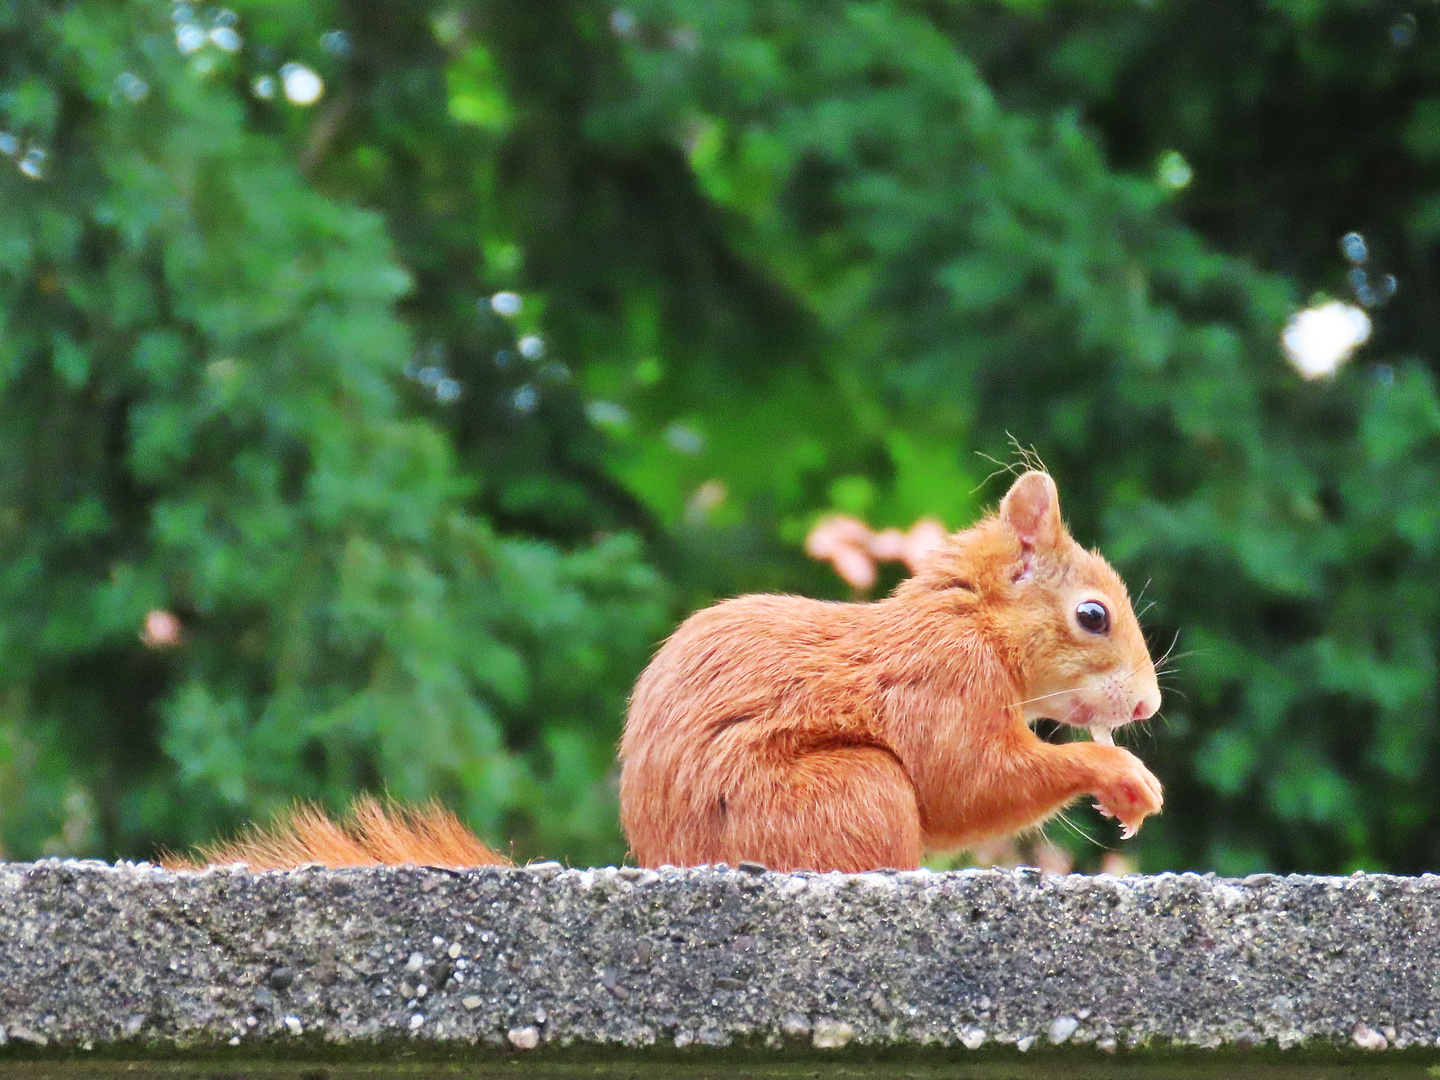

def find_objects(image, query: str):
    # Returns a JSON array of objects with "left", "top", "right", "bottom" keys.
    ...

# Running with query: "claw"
[
  {"left": 1120, "top": 823, "right": 1138, "bottom": 840},
  {"left": 1093, "top": 802, "right": 1115, "bottom": 818}
]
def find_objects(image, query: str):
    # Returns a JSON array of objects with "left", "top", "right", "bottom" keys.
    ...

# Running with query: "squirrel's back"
[{"left": 618, "top": 591, "right": 906, "bottom": 869}]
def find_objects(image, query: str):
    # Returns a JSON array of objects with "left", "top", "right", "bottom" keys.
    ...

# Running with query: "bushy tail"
[{"left": 165, "top": 796, "right": 510, "bottom": 871}]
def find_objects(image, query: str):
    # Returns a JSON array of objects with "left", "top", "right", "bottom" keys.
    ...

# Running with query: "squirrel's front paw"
[{"left": 1090, "top": 747, "right": 1163, "bottom": 839}]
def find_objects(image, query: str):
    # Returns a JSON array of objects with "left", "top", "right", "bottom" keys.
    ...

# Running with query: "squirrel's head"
[{"left": 906, "top": 470, "right": 1161, "bottom": 744}]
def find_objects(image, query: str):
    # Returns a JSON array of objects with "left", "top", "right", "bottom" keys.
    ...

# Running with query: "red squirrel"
[{"left": 177, "top": 470, "right": 1162, "bottom": 873}]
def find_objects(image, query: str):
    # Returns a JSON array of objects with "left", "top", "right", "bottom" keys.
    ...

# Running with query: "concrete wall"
[{"left": 1, "top": 859, "right": 1437, "bottom": 1058}]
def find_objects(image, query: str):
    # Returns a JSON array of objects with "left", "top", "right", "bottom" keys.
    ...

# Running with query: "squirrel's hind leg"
[{"left": 713, "top": 743, "right": 922, "bottom": 873}]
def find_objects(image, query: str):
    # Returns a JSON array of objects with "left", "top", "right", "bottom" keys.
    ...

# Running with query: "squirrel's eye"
[{"left": 1076, "top": 600, "right": 1110, "bottom": 635}]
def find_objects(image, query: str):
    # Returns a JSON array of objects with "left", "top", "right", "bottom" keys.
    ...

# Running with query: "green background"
[{"left": 2, "top": 0, "right": 1438, "bottom": 874}]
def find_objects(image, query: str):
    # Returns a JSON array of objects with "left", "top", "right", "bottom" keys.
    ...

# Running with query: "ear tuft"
[{"left": 999, "top": 470, "right": 1064, "bottom": 550}]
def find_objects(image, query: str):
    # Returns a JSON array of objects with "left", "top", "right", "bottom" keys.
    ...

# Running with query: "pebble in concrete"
[
  {"left": 811, "top": 1020, "right": 854, "bottom": 1049},
  {"left": 506, "top": 1026, "right": 540, "bottom": 1049},
  {"left": 1049, "top": 1016, "right": 1079, "bottom": 1044}
]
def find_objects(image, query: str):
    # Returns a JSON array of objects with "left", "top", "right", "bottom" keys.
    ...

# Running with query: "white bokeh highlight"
[
  {"left": 1282, "top": 301, "right": 1371, "bottom": 380},
  {"left": 490, "top": 292, "right": 522, "bottom": 317},
  {"left": 280, "top": 63, "right": 324, "bottom": 106}
]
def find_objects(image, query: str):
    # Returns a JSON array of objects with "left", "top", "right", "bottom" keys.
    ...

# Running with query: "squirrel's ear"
[{"left": 999, "top": 471, "right": 1064, "bottom": 552}]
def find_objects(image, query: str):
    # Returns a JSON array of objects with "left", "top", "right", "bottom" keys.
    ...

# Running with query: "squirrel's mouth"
[
  {"left": 1055, "top": 702, "right": 1122, "bottom": 745},
  {"left": 1057, "top": 699, "right": 1097, "bottom": 729},
  {"left": 1054, "top": 698, "right": 1132, "bottom": 745},
  {"left": 1034, "top": 695, "right": 1130, "bottom": 741}
]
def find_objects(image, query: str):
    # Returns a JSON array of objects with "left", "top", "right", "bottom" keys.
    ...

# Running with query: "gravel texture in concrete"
[{"left": 0, "top": 860, "right": 1437, "bottom": 1056}]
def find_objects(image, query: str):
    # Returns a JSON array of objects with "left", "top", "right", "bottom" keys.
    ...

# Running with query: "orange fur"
[
  {"left": 166, "top": 797, "right": 508, "bottom": 871},
  {"left": 176, "top": 471, "right": 1162, "bottom": 876},
  {"left": 618, "top": 470, "right": 1163, "bottom": 872}
]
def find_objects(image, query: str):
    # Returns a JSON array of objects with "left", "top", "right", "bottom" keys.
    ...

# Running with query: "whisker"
[
  {"left": 1151, "top": 630, "right": 1182, "bottom": 672},
  {"left": 1048, "top": 811, "right": 1100, "bottom": 849},
  {"left": 1134, "top": 577, "right": 1152, "bottom": 610},
  {"left": 1016, "top": 686, "right": 1086, "bottom": 708},
  {"left": 1155, "top": 649, "right": 1196, "bottom": 665}
]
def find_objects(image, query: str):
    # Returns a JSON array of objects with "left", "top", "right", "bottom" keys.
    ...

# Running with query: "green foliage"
[
  {"left": 0, "top": 0, "right": 662, "bottom": 864},
  {"left": 2, "top": 0, "right": 1438, "bottom": 872}
]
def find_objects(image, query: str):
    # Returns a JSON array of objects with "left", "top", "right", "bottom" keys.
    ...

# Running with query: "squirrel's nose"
[{"left": 1132, "top": 694, "right": 1159, "bottom": 722}]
